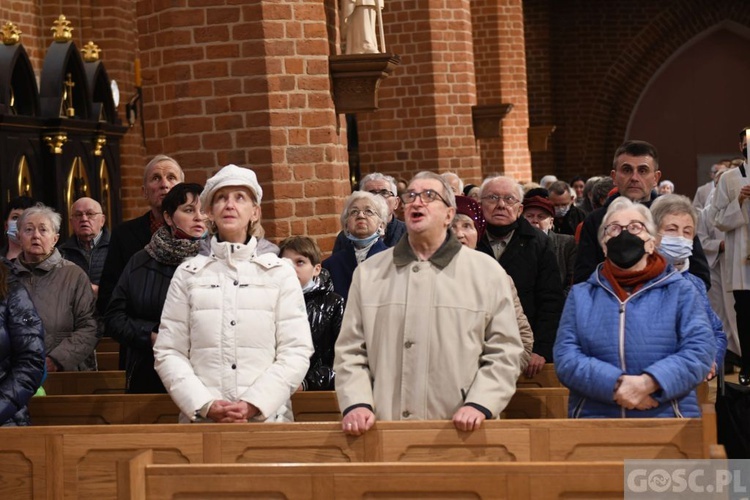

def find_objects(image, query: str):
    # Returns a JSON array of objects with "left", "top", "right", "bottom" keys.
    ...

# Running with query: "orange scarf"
[{"left": 601, "top": 253, "right": 667, "bottom": 302}]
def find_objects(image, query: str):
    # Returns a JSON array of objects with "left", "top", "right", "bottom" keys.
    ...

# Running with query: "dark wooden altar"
[{"left": 0, "top": 17, "right": 127, "bottom": 237}]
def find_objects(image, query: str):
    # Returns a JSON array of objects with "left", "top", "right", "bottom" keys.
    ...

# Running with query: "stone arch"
[{"left": 581, "top": 0, "right": 750, "bottom": 172}]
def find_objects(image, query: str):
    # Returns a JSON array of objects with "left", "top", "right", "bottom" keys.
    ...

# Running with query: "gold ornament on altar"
[
  {"left": 82, "top": 41, "right": 101, "bottom": 62},
  {"left": 93, "top": 135, "right": 107, "bottom": 156},
  {"left": 2, "top": 22, "right": 22, "bottom": 45},
  {"left": 51, "top": 15, "right": 73, "bottom": 42},
  {"left": 44, "top": 133, "right": 68, "bottom": 154}
]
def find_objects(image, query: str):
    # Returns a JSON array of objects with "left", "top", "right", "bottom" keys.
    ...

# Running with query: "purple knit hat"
[{"left": 455, "top": 195, "right": 486, "bottom": 241}]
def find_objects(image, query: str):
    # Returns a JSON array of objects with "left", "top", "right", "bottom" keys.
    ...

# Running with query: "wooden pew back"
[
  {"left": 42, "top": 364, "right": 563, "bottom": 396},
  {"left": 122, "top": 450, "right": 624, "bottom": 500},
  {"left": 0, "top": 409, "right": 719, "bottom": 500},
  {"left": 28, "top": 388, "right": 569, "bottom": 425}
]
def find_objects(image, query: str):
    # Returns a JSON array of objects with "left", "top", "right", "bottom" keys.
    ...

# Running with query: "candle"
[
  {"left": 746, "top": 129, "right": 749, "bottom": 165},
  {"left": 134, "top": 58, "right": 142, "bottom": 88}
]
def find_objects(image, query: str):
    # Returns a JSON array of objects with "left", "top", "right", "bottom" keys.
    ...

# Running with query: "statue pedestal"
[
  {"left": 471, "top": 104, "right": 514, "bottom": 139},
  {"left": 528, "top": 125, "right": 557, "bottom": 152},
  {"left": 329, "top": 53, "right": 400, "bottom": 114}
]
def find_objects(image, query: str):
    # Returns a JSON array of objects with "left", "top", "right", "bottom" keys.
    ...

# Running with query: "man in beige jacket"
[{"left": 334, "top": 171, "right": 524, "bottom": 435}]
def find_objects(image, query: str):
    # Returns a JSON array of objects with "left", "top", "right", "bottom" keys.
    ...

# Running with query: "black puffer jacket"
[
  {"left": 0, "top": 272, "right": 45, "bottom": 426},
  {"left": 302, "top": 269, "right": 344, "bottom": 391},
  {"left": 104, "top": 249, "right": 175, "bottom": 393}
]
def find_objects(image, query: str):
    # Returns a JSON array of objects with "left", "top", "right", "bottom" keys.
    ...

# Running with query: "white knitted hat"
[{"left": 200, "top": 164, "right": 263, "bottom": 207}]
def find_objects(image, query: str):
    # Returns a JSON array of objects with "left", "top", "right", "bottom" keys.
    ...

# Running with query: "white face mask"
[
  {"left": 6, "top": 220, "right": 18, "bottom": 244},
  {"left": 554, "top": 205, "right": 570, "bottom": 218},
  {"left": 658, "top": 235, "right": 693, "bottom": 264}
]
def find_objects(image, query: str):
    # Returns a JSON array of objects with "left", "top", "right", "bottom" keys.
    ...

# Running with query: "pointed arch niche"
[{"left": 627, "top": 21, "right": 750, "bottom": 196}]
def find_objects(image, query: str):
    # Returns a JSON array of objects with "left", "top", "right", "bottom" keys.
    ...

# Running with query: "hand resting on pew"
[{"left": 342, "top": 407, "right": 376, "bottom": 436}]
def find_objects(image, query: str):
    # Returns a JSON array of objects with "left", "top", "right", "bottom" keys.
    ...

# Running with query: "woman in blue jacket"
[{"left": 555, "top": 197, "right": 714, "bottom": 418}]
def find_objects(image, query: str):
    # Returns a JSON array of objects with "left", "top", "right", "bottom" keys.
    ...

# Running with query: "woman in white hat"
[{"left": 154, "top": 164, "right": 313, "bottom": 423}]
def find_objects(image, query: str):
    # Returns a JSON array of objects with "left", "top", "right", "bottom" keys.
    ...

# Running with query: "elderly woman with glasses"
[
  {"left": 322, "top": 191, "right": 389, "bottom": 301},
  {"left": 11, "top": 204, "right": 98, "bottom": 372},
  {"left": 554, "top": 197, "right": 715, "bottom": 418}
]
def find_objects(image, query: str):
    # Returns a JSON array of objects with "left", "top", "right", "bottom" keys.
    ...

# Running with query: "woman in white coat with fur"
[{"left": 154, "top": 164, "right": 313, "bottom": 423}]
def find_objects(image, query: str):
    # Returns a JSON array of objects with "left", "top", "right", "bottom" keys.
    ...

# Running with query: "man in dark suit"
[{"left": 476, "top": 176, "right": 564, "bottom": 378}]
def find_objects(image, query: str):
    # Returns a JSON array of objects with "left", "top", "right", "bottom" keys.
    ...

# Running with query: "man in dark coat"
[
  {"left": 573, "top": 140, "right": 711, "bottom": 288},
  {"left": 97, "top": 155, "right": 185, "bottom": 315},
  {"left": 476, "top": 175, "right": 564, "bottom": 378},
  {"left": 547, "top": 180, "right": 586, "bottom": 236},
  {"left": 59, "top": 197, "right": 110, "bottom": 291}
]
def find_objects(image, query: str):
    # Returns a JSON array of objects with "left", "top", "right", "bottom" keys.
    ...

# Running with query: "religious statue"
[{"left": 340, "top": 0, "right": 384, "bottom": 55}]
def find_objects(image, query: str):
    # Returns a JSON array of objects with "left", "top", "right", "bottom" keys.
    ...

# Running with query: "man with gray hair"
[
  {"left": 476, "top": 175, "right": 564, "bottom": 378},
  {"left": 59, "top": 197, "right": 109, "bottom": 294},
  {"left": 335, "top": 171, "right": 523, "bottom": 435},
  {"left": 97, "top": 155, "right": 185, "bottom": 315},
  {"left": 332, "top": 172, "right": 406, "bottom": 252},
  {"left": 441, "top": 171, "right": 464, "bottom": 195}
]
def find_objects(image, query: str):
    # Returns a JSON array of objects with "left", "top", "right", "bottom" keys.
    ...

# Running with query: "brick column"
[
  {"left": 472, "top": 0, "right": 532, "bottom": 182},
  {"left": 354, "top": 0, "right": 482, "bottom": 185},
  {"left": 136, "top": 0, "right": 349, "bottom": 247}
]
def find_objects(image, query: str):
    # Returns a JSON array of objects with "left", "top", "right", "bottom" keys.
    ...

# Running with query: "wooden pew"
[
  {"left": 96, "top": 351, "right": 120, "bottom": 371},
  {"left": 516, "top": 364, "right": 562, "bottom": 388},
  {"left": 0, "top": 407, "right": 721, "bottom": 500},
  {"left": 44, "top": 371, "right": 126, "bottom": 395},
  {"left": 97, "top": 337, "right": 120, "bottom": 352},
  {"left": 121, "top": 450, "right": 625, "bottom": 500},
  {"left": 28, "top": 388, "right": 569, "bottom": 425},
  {"left": 43, "top": 364, "right": 562, "bottom": 396}
]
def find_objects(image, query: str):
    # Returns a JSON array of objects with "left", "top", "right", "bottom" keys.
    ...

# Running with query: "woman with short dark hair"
[{"left": 105, "top": 183, "right": 207, "bottom": 393}]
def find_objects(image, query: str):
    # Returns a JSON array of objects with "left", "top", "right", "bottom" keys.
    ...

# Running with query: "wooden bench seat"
[
  {"left": 122, "top": 450, "right": 625, "bottom": 500},
  {"left": 28, "top": 388, "right": 569, "bottom": 425},
  {"left": 0, "top": 407, "right": 721, "bottom": 500}
]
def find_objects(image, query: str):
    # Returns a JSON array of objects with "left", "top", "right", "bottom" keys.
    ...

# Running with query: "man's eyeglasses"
[
  {"left": 367, "top": 189, "right": 394, "bottom": 199},
  {"left": 399, "top": 189, "right": 449, "bottom": 206},
  {"left": 71, "top": 211, "right": 102, "bottom": 220},
  {"left": 480, "top": 194, "right": 519, "bottom": 207},
  {"left": 347, "top": 208, "right": 379, "bottom": 219},
  {"left": 603, "top": 221, "right": 646, "bottom": 238}
]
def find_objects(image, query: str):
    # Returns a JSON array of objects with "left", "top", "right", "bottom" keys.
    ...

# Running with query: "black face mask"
[
  {"left": 743, "top": 147, "right": 747, "bottom": 159},
  {"left": 606, "top": 231, "right": 646, "bottom": 269}
]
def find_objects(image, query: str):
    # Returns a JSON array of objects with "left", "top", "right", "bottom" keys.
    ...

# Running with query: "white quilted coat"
[{"left": 154, "top": 237, "right": 313, "bottom": 422}]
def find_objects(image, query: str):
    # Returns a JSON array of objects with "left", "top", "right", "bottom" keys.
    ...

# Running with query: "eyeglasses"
[
  {"left": 399, "top": 189, "right": 449, "bottom": 206},
  {"left": 603, "top": 221, "right": 646, "bottom": 238},
  {"left": 347, "top": 208, "right": 379, "bottom": 219},
  {"left": 367, "top": 189, "right": 394, "bottom": 199},
  {"left": 480, "top": 194, "right": 519, "bottom": 207},
  {"left": 71, "top": 211, "right": 102, "bottom": 220}
]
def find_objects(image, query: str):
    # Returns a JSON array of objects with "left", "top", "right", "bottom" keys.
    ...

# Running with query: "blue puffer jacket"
[
  {"left": 554, "top": 264, "right": 715, "bottom": 418},
  {"left": 0, "top": 273, "right": 45, "bottom": 426}
]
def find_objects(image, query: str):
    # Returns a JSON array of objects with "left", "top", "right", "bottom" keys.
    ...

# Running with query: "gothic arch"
[{"left": 581, "top": 0, "right": 750, "bottom": 172}]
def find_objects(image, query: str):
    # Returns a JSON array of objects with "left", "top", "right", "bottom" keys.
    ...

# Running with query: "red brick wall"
[
  {"left": 135, "top": 0, "right": 349, "bottom": 249},
  {"left": 472, "top": 0, "right": 532, "bottom": 183},
  {"left": 524, "top": 0, "right": 750, "bottom": 181},
  {"left": 355, "top": 0, "right": 483, "bottom": 186}
]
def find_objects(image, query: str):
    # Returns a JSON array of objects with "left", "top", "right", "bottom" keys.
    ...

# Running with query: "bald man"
[{"left": 59, "top": 196, "right": 109, "bottom": 294}]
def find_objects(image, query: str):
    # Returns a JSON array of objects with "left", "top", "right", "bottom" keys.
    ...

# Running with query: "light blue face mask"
[
  {"left": 658, "top": 235, "right": 693, "bottom": 264},
  {"left": 6, "top": 220, "right": 18, "bottom": 244},
  {"left": 346, "top": 231, "right": 380, "bottom": 249}
]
